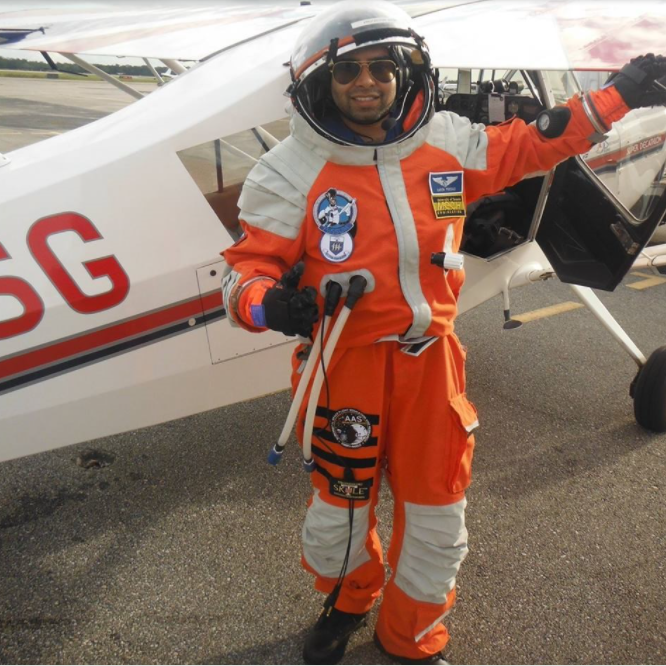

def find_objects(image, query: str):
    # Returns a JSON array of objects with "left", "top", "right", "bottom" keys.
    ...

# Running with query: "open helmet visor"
[{"left": 289, "top": 0, "right": 435, "bottom": 147}]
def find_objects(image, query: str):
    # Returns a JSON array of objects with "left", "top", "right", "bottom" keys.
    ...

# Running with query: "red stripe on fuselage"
[
  {"left": 0, "top": 290, "right": 222, "bottom": 381},
  {"left": 586, "top": 132, "right": 666, "bottom": 170}
]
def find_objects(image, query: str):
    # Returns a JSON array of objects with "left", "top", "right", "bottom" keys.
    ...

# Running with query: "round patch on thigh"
[{"left": 331, "top": 408, "right": 372, "bottom": 448}]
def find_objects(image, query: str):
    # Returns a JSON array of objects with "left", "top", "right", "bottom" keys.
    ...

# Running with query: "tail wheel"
[{"left": 633, "top": 345, "right": 666, "bottom": 432}]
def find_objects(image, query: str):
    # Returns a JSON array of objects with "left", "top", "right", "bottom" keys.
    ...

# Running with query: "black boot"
[
  {"left": 302, "top": 607, "right": 368, "bottom": 665},
  {"left": 373, "top": 632, "right": 450, "bottom": 665}
]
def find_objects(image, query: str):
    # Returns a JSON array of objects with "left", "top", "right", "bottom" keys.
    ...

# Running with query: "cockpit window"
[
  {"left": 177, "top": 118, "right": 290, "bottom": 240},
  {"left": 581, "top": 106, "right": 666, "bottom": 223},
  {"left": 543, "top": 69, "right": 579, "bottom": 105},
  {"left": 561, "top": 70, "right": 666, "bottom": 224}
]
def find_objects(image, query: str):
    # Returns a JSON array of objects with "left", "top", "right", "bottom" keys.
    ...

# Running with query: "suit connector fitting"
[{"left": 431, "top": 252, "right": 464, "bottom": 271}]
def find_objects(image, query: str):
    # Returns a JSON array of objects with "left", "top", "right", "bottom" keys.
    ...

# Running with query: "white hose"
[
  {"left": 276, "top": 318, "right": 329, "bottom": 448},
  {"left": 301, "top": 305, "right": 353, "bottom": 465}
]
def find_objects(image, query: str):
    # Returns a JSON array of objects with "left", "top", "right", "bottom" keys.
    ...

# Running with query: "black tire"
[{"left": 633, "top": 345, "right": 666, "bottom": 432}]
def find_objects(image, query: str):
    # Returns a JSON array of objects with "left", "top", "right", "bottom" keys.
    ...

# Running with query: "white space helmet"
[{"left": 289, "top": 0, "right": 435, "bottom": 146}]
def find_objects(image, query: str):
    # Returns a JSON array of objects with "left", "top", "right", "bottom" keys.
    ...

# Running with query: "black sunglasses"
[{"left": 330, "top": 59, "right": 398, "bottom": 85}]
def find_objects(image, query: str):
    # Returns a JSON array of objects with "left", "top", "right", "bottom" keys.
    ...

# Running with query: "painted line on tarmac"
[
  {"left": 626, "top": 270, "right": 666, "bottom": 290},
  {"left": 513, "top": 301, "right": 584, "bottom": 324}
]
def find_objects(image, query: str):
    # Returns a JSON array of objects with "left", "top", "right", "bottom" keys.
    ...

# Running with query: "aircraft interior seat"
[
  {"left": 462, "top": 176, "right": 544, "bottom": 258},
  {"left": 205, "top": 183, "right": 243, "bottom": 240}
]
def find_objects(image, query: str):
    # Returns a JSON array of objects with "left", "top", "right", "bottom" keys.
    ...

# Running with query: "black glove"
[
  {"left": 261, "top": 262, "right": 319, "bottom": 337},
  {"left": 608, "top": 53, "right": 666, "bottom": 109}
]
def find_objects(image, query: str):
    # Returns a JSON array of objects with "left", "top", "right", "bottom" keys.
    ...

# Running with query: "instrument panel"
[{"left": 444, "top": 93, "right": 544, "bottom": 126}]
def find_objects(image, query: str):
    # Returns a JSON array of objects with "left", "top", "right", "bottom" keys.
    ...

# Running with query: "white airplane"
[{"left": 1, "top": 0, "right": 666, "bottom": 465}]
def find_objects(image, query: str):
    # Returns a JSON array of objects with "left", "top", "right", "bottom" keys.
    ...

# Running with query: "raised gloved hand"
[
  {"left": 607, "top": 53, "right": 666, "bottom": 109},
  {"left": 260, "top": 262, "right": 319, "bottom": 337}
]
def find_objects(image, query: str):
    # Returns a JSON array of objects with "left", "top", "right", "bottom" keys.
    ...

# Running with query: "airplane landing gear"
[
  {"left": 568, "top": 285, "right": 666, "bottom": 432},
  {"left": 631, "top": 346, "right": 666, "bottom": 433}
]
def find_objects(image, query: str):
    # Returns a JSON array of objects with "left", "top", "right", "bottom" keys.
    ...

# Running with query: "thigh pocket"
[{"left": 446, "top": 393, "right": 478, "bottom": 494}]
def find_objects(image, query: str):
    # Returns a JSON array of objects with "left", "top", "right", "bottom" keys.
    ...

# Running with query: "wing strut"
[
  {"left": 160, "top": 59, "right": 187, "bottom": 75},
  {"left": 143, "top": 58, "right": 165, "bottom": 85},
  {"left": 253, "top": 126, "right": 280, "bottom": 151},
  {"left": 570, "top": 284, "right": 646, "bottom": 367},
  {"left": 219, "top": 140, "right": 258, "bottom": 164},
  {"left": 214, "top": 140, "right": 223, "bottom": 192},
  {"left": 59, "top": 53, "right": 143, "bottom": 101},
  {"left": 41, "top": 51, "right": 85, "bottom": 77}
]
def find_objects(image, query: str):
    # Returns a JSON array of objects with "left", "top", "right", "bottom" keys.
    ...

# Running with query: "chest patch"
[
  {"left": 429, "top": 171, "right": 466, "bottom": 219},
  {"left": 320, "top": 233, "right": 353, "bottom": 263},
  {"left": 313, "top": 188, "right": 356, "bottom": 263}
]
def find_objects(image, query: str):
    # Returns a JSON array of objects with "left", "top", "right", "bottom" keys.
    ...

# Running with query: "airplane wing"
[
  {"left": 417, "top": 0, "right": 666, "bottom": 71},
  {"left": 0, "top": 4, "right": 317, "bottom": 63},
  {"left": 3, "top": 1, "right": 664, "bottom": 71},
  {"left": 0, "top": 1, "right": 466, "bottom": 63}
]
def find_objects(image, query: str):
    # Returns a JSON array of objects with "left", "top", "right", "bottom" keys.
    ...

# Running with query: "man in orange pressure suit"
[{"left": 221, "top": 2, "right": 666, "bottom": 663}]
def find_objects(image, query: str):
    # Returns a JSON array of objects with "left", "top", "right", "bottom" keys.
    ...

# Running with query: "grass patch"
[
  {"left": 0, "top": 69, "right": 157, "bottom": 83},
  {"left": 0, "top": 69, "right": 100, "bottom": 81}
]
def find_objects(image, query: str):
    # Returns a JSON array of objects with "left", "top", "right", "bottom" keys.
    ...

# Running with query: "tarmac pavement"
[
  {"left": 1, "top": 79, "right": 665, "bottom": 665},
  {"left": 0, "top": 77, "right": 157, "bottom": 153}
]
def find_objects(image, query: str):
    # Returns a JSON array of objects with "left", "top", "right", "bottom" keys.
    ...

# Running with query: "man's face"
[{"left": 330, "top": 45, "right": 397, "bottom": 126}]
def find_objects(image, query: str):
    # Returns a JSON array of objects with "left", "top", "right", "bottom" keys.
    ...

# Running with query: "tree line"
[{"left": 0, "top": 56, "right": 167, "bottom": 77}]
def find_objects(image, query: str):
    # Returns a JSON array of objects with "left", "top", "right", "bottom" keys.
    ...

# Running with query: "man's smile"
[{"left": 350, "top": 93, "right": 381, "bottom": 106}]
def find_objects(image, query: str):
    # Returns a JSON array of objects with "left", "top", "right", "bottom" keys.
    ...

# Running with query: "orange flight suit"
[{"left": 222, "top": 87, "right": 628, "bottom": 659}]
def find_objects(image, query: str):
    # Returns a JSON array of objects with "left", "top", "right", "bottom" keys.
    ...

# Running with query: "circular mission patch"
[{"left": 331, "top": 408, "right": 372, "bottom": 448}]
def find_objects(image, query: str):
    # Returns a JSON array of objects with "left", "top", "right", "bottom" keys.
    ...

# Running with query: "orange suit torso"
[{"left": 221, "top": 87, "right": 629, "bottom": 660}]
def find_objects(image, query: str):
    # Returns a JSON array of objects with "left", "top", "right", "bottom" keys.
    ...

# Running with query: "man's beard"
[
  {"left": 338, "top": 105, "right": 393, "bottom": 125},
  {"left": 335, "top": 89, "right": 396, "bottom": 126}
]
